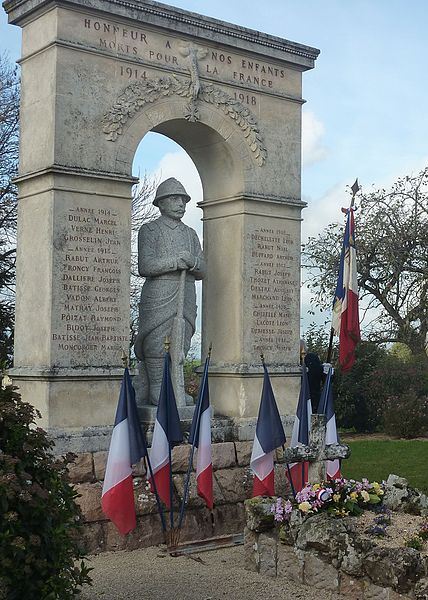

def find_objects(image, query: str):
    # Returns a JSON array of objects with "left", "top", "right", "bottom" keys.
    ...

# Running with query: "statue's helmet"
[{"left": 153, "top": 177, "right": 191, "bottom": 207}]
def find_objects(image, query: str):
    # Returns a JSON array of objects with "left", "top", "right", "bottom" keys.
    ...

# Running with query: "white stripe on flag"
[
  {"left": 196, "top": 407, "right": 211, "bottom": 476},
  {"left": 250, "top": 433, "right": 274, "bottom": 481},
  {"left": 149, "top": 417, "right": 169, "bottom": 475},
  {"left": 102, "top": 419, "right": 131, "bottom": 496}
]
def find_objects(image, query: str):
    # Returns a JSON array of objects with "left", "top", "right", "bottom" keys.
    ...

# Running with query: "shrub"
[
  {"left": 0, "top": 384, "right": 92, "bottom": 599},
  {"left": 382, "top": 389, "right": 428, "bottom": 439}
]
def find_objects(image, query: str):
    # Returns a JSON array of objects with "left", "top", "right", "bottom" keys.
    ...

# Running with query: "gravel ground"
[{"left": 80, "top": 545, "right": 342, "bottom": 600}]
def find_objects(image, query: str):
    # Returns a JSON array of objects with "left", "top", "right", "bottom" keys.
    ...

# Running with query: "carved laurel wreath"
[{"left": 102, "top": 75, "right": 267, "bottom": 166}]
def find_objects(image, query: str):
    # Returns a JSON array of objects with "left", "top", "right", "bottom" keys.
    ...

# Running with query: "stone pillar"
[
  {"left": 12, "top": 169, "right": 133, "bottom": 432},
  {"left": 202, "top": 193, "right": 303, "bottom": 418}
]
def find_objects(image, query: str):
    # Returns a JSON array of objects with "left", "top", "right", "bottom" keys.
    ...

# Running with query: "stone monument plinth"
[{"left": 4, "top": 0, "right": 319, "bottom": 449}]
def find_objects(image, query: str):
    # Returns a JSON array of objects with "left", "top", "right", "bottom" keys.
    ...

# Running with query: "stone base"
[
  {"left": 48, "top": 414, "right": 295, "bottom": 454},
  {"left": 69, "top": 440, "right": 293, "bottom": 554}
]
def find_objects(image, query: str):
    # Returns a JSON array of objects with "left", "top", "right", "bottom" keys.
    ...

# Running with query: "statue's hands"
[{"left": 177, "top": 251, "right": 195, "bottom": 270}]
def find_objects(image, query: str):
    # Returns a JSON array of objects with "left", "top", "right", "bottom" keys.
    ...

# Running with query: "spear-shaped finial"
[
  {"left": 260, "top": 350, "right": 265, "bottom": 365},
  {"left": 208, "top": 343, "right": 213, "bottom": 359},
  {"left": 121, "top": 349, "right": 128, "bottom": 369},
  {"left": 164, "top": 336, "right": 171, "bottom": 353},
  {"left": 350, "top": 178, "right": 360, "bottom": 208}
]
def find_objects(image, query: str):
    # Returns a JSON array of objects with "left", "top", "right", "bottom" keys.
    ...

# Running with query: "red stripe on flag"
[
  {"left": 339, "top": 289, "right": 360, "bottom": 372},
  {"left": 327, "top": 467, "right": 341, "bottom": 481},
  {"left": 101, "top": 475, "right": 136, "bottom": 535},
  {"left": 252, "top": 469, "right": 274, "bottom": 497},
  {"left": 149, "top": 462, "right": 171, "bottom": 508},
  {"left": 286, "top": 462, "right": 309, "bottom": 493},
  {"left": 197, "top": 463, "right": 213, "bottom": 510}
]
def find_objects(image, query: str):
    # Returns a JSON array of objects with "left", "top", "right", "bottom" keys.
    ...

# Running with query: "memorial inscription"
[
  {"left": 246, "top": 225, "right": 300, "bottom": 359},
  {"left": 62, "top": 13, "right": 300, "bottom": 98},
  {"left": 52, "top": 202, "right": 129, "bottom": 365}
]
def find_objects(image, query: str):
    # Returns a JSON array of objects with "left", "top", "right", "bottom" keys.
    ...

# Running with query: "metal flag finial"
[
  {"left": 121, "top": 349, "right": 128, "bottom": 369},
  {"left": 164, "top": 336, "right": 171, "bottom": 353}
]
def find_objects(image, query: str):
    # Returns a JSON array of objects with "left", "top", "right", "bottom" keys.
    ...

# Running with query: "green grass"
[{"left": 341, "top": 439, "right": 428, "bottom": 493}]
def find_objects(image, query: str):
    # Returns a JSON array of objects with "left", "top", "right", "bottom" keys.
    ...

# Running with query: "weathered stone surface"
[
  {"left": 93, "top": 451, "right": 108, "bottom": 481},
  {"left": 75, "top": 482, "right": 104, "bottom": 522},
  {"left": 172, "top": 471, "right": 224, "bottom": 508},
  {"left": 244, "top": 497, "right": 275, "bottom": 532},
  {"left": 81, "top": 522, "right": 105, "bottom": 555},
  {"left": 68, "top": 452, "right": 94, "bottom": 483},
  {"left": 103, "top": 515, "right": 165, "bottom": 552},
  {"left": 277, "top": 543, "right": 303, "bottom": 582},
  {"left": 179, "top": 509, "right": 215, "bottom": 543},
  {"left": 211, "top": 442, "right": 236, "bottom": 469},
  {"left": 215, "top": 467, "right": 252, "bottom": 504},
  {"left": 212, "top": 503, "right": 245, "bottom": 536},
  {"left": 364, "top": 546, "right": 424, "bottom": 593},
  {"left": 296, "top": 512, "right": 349, "bottom": 557},
  {"left": 414, "top": 576, "right": 428, "bottom": 600},
  {"left": 133, "top": 478, "right": 160, "bottom": 516},
  {"left": 339, "top": 573, "right": 365, "bottom": 598},
  {"left": 171, "top": 444, "right": 191, "bottom": 473},
  {"left": 363, "top": 581, "right": 389, "bottom": 599},
  {"left": 387, "top": 475, "right": 409, "bottom": 489},
  {"left": 257, "top": 531, "right": 277, "bottom": 577},
  {"left": 235, "top": 441, "right": 253, "bottom": 467},
  {"left": 243, "top": 527, "right": 258, "bottom": 572},
  {"left": 303, "top": 552, "right": 339, "bottom": 590},
  {"left": 274, "top": 463, "right": 292, "bottom": 498}
]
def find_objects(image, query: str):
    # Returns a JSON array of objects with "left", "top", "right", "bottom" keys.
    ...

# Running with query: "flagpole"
[
  {"left": 164, "top": 338, "right": 175, "bottom": 533},
  {"left": 120, "top": 350, "right": 167, "bottom": 534},
  {"left": 326, "top": 178, "right": 359, "bottom": 365},
  {"left": 177, "top": 344, "right": 212, "bottom": 531}
]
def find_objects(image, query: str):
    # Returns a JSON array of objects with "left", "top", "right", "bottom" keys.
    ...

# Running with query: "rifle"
[{"left": 170, "top": 269, "right": 187, "bottom": 407}]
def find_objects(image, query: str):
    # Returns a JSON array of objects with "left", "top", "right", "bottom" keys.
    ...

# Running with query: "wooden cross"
[{"left": 279, "top": 414, "right": 350, "bottom": 484}]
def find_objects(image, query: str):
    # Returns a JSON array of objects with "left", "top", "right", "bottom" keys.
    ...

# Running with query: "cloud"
[{"left": 302, "top": 110, "right": 328, "bottom": 167}]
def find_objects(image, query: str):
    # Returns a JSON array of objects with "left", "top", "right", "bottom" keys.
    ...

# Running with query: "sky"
[{"left": 2, "top": 0, "right": 428, "bottom": 336}]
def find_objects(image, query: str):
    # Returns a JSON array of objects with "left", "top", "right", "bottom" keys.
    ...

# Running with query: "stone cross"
[{"left": 279, "top": 414, "right": 350, "bottom": 484}]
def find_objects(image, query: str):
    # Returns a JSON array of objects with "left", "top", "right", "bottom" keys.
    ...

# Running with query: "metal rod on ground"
[{"left": 177, "top": 345, "right": 212, "bottom": 531}]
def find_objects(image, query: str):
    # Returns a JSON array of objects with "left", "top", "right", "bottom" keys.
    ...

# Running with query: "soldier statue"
[{"left": 134, "top": 178, "right": 206, "bottom": 406}]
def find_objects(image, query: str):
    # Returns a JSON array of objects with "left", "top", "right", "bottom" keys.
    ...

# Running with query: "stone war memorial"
[{"left": 4, "top": 0, "right": 320, "bottom": 550}]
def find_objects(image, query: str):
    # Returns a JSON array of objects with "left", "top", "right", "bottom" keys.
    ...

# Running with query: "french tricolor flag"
[
  {"left": 318, "top": 367, "right": 341, "bottom": 480},
  {"left": 101, "top": 368, "right": 148, "bottom": 535},
  {"left": 332, "top": 206, "right": 361, "bottom": 372},
  {"left": 287, "top": 361, "right": 312, "bottom": 492},
  {"left": 148, "top": 351, "right": 182, "bottom": 508},
  {"left": 250, "top": 362, "right": 286, "bottom": 497},
  {"left": 189, "top": 354, "right": 213, "bottom": 509}
]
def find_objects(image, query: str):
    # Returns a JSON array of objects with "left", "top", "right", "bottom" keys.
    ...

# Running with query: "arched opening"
[{"left": 130, "top": 131, "right": 204, "bottom": 360}]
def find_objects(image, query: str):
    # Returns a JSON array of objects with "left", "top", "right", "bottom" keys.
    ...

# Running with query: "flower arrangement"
[{"left": 271, "top": 477, "right": 385, "bottom": 522}]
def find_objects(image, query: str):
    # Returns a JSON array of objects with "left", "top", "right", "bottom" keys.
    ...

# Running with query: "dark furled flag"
[
  {"left": 148, "top": 351, "right": 183, "bottom": 508},
  {"left": 318, "top": 366, "right": 341, "bottom": 480},
  {"left": 332, "top": 207, "right": 361, "bottom": 371},
  {"left": 102, "top": 368, "right": 148, "bottom": 535},
  {"left": 287, "top": 361, "right": 312, "bottom": 492},
  {"left": 188, "top": 354, "right": 213, "bottom": 509},
  {"left": 250, "top": 362, "right": 286, "bottom": 497}
]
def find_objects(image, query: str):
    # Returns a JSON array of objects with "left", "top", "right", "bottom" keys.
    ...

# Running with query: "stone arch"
[{"left": 113, "top": 96, "right": 255, "bottom": 202}]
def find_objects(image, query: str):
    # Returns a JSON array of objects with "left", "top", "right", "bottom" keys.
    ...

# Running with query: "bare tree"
[
  {"left": 303, "top": 168, "right": 428, "bottom": 357},
  {"left": 130, "top": 174, "right": 159, "bottom": 351},
  {"left": 0, "top": 54, "right": 19, "bottom": 367}
]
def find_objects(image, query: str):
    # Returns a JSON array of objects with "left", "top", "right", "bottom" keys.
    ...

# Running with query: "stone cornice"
[{"left": 4, "top": 0, "right": 320, "bottom": 69}]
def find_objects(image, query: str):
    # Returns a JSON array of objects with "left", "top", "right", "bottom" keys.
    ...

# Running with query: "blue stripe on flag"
[
  {"left": 256, "top": 364, "right": 286, "bottom": 453},
  {"left": 157, "top": 352, "right": 183, "bottom": 447}
]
